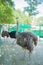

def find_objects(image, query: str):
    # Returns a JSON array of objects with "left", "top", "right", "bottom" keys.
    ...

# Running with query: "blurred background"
[{"left": 0, "top": 0, "right": 43, "bottom": 65}]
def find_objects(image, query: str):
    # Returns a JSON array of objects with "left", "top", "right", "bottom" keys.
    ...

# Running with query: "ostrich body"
[
  {"left": 16, "top": 32, "right": 38, "bottom": 52},
  {"left": 1, "top": 31, "right": 9, "bottom": 38},
  {"left": 9, "top": 31, "right": 16, "bottom": 38},
  {"left": 1, "top": 30, "right": 16, "bottom": 38}
]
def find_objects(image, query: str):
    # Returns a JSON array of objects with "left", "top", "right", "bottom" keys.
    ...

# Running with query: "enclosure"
[{"left": 0, "top": 36, "right": 43, "bottom": 65}]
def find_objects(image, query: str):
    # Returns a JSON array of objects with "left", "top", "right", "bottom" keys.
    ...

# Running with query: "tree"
[
  {"left": 13, "top": 10, "right": 32, "bottom": 25},
  {"left": 24, "top": 0, "right": 43, "bottom": 16},
  {"left": 37, "top": 16, "right": 43, "bottom": 26},
  {"left": 0, "top": 0, "right": 15, "bottom": 24},
  {"left": 0, "top": 3, "right": 15, "bottom": 24},
  {"left": 0, "top": 0, "right": 15, "bottom": 9}
]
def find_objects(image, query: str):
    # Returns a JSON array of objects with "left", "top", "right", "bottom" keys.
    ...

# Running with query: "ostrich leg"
[{"left": 27, "top": 37, "right": 33, "bottom": 65}]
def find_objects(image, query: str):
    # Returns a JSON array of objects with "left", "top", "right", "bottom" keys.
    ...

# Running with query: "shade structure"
[
  {"left": 19, "top": 24, "right": 31, "bottom": 28},
  {"left": 9, "top": 24, "right": 31, "bottom": 32}
]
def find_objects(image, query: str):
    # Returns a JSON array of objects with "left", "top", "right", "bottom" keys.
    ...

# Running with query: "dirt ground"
[{"left": 0, "top": 37, "right": 43, "bottom": 65}]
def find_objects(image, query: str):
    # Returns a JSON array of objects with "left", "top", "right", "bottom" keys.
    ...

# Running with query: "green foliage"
[
  {"left": 37, "top": 16, "right": 43, "bottom": 26},
  {"left": 13, "top": 10, "right": 32, "bottom": 25},
  {"left": 24, "top": 0, "right": 43, "bottom": 16},
  {"left": 0, "top": 3, "right": 14, "bottom": 24},
  {"left": 0, "top": 3, "right": 32, "bottom": 24},
  {"left": 0, "top": 0, "right": 15, "bottom": 24},
  {"left": 0, "top": 0, "right": 15, "bottom": 9},
  {"left": 0, "top": 0, "right": 32, "bottom": 24}
]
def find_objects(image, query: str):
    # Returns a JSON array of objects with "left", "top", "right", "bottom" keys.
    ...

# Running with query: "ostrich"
[
  {"left": 1, "top": 31, "right": 9, "bottom": 38},
  {"left": 1, "top": 30, "right": 16, "bottom": 38},
  {"left": 9, "top": 31, "right": 16, "bottom": 38},
  {"left": 16, "top": 17, "right": 38, "bottom": 52},
  {"left": 15, "top": 17, "right": 38, "bottom": 64},
  {"left": 15, "top": 17, "right": 38, "bottom": 65}
]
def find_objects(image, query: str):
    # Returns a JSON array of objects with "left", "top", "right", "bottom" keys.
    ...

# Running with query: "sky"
[
  {"left": 37, "top": 3, "right": 43, "bottom": 16},
  {"left": 13, "top": 0, "right": 43, "bottom": 16},
  {"left": 13, "top": 0, "right": 28, "bottom": 11}
]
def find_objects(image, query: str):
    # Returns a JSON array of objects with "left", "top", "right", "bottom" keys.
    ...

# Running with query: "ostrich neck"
[{"left": 16, "top": 20, "right": 19, "bottom": 38}]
